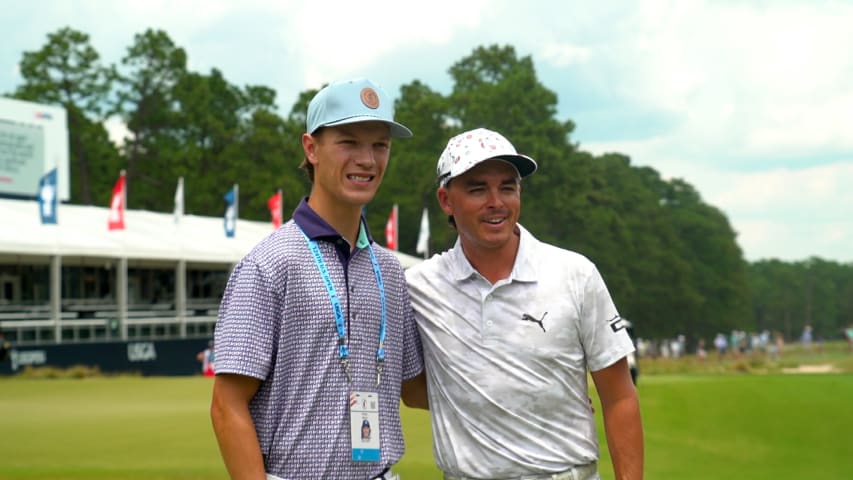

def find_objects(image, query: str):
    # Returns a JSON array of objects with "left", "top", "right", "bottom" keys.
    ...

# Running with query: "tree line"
[{"left": 6, "top": 27, "right": 852, "bottom": 346}]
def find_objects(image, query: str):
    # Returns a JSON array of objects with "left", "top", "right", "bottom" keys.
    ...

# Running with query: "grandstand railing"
[{"left": 0, "top": 304, "right": 219, "bottom": 345}]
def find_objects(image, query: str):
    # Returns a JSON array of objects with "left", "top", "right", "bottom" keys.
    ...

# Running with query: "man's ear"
[
  {"left": 437, "top": 187, "right": 453, "bottom": 216},
  {"left": 302, "top": 133, "right": 319, "bottom": 167}
]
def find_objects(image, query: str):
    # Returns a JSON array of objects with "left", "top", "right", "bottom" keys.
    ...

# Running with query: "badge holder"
[{"left": 351, "top": 391, "right": 381, "bottom": 461}]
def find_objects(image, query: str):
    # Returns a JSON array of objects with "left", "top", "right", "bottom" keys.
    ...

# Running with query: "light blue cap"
[{"left": 306, "top": 78, "right": 412, "bottom": 138}]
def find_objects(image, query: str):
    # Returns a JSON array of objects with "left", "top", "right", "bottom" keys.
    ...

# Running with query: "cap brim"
[
  {"left": 439, "top": 155, "right": 538, "bottom": 187},
  {"left": 320, "top": 116, "right": 413, "bottom": 138},
  {"left": 496, "top": 154, "right": 537, "bottom": 178}
]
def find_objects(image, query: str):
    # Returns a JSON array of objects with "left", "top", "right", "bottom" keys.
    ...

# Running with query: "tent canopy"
[{"left": 0, "top": 198, "right": 423, "bottom": 268}]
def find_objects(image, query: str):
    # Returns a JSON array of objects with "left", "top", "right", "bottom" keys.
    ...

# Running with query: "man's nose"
[
  {"left": 353, "top": 145, "right": 376, "bottom": 167},
  {"left": 485, "top": 187, "right": 505, "bottom": 207}
]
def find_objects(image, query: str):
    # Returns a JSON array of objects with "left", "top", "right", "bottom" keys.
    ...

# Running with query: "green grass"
[
  {"left": 2, "top": 347, "right": 852, "bottom": 479},
  {"left": 616, "top": 374, "right": 853, "bottom": 479},
  {"left": 1, "top": 377, "right": 222, "bottom": 479}
]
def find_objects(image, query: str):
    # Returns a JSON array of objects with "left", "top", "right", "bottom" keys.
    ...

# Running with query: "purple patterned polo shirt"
[{"left": 214, "top": 198, "right": 424, "bottom": 479}]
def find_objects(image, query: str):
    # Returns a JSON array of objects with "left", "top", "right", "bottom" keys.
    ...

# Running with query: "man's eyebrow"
[
  {"left": 461, "top": 176, "right": 519, "bottom": 186},
  {"left": 461, "top": 178, "right": 487, "bottom": 187}
]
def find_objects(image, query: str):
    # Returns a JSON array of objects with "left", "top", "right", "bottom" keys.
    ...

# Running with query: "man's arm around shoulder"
[{"left": 211, "top": 373, "right": 266, "bottom": 480}]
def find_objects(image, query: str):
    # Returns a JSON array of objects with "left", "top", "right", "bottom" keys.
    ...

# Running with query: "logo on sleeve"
[{"left": 608, "top": 314, "right": 627, "bottom": 333}]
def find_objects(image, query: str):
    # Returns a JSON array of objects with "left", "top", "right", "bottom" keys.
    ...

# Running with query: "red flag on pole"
[
  {"left": 108, "top": 171, "right": 126, "bottom": 231},
  {"left": 267, "top": 189, "right": 283, "bottom": 229},
  {"left": 385, "top": 204, "right": 398, "bottom": 250}
]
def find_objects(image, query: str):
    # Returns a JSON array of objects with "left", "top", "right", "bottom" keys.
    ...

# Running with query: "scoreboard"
[{"left": 0, "top": 96, "right": 69, "bottom": 200}]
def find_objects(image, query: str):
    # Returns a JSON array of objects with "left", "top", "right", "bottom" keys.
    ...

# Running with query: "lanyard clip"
[
  {"left": 375, "top": 359, "right": 384, "bottom": 386},
  {"left": 341, "top": 358, "right": 352, "bottom": 383}
]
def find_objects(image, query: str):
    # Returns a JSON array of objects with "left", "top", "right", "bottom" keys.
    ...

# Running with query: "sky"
[{"left": 2, "top": 0, "right": 851, "bottom": 264}]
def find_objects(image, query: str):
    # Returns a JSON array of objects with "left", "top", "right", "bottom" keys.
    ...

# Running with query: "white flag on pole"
[
  {"left": 415, "top": 207, "right": 430, "bottom": 257},
  {"left": 174, "top": 176, "right": 184, "bottom": 224}
]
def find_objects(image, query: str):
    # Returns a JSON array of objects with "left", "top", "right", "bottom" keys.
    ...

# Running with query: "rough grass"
[{"left": 637, "top": 339, "right": 853, "bottom": 375}]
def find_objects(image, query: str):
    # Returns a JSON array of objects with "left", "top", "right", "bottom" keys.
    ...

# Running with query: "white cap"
[{"left": 436, "top": 128, "right": 537, "bottom": 186}]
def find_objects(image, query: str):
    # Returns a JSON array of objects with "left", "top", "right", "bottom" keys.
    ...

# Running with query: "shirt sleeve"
[
  {"left": 399, "top": 276, "right": 424, "bottom": 381},
  {"left": 214, "top": 256, "right": 284, "bottom": 380},
  {"left": 579, "top": 264, "right": 635, "bottom": 372}
]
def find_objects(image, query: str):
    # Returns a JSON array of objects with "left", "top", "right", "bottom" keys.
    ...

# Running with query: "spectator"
[
  {"left": 696, "top": 338, "right": 708, "bottom": 360},
  {"left": 844, "top": 325, "right": 853, "bottom": 353},
  {"left": 713, "top": 333, "right": 728, "bottom": 359},
  {"left": 801, "top": 324, "right": 813, "bottom": 352},
  {"left": 0, "top": 328, "right": 9, "bottom": 363},
  {"left": 196, "top": 340, "right": 215, "bottom": 377}
]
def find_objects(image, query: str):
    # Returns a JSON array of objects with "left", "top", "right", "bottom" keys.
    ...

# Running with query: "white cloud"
[
  {"left": 745, "top": 91, "right": 853, "bottom": 155},
  {"left": 541, "top": 43, "right": 591, "bottom": 67},
  {"left": 111, "top": 0, "right": 237, "bottom": 30},
  {"left": 580, "top": 0, "right": 853, "bottom": 163},
  {"left": 104, "top": 116, "right": 130, "bottom": 148},
  {"left": 710, "top": 162, "right": 853, "bottom": 221},
  {"left": 709, "top": 161, "right": 853, "bottom": 262},
  {"left": 736, "top": 217, "right": 853, "bottom": 263},
  {"left": 285, "top": 0, "right": 490, "bottom": 89}
]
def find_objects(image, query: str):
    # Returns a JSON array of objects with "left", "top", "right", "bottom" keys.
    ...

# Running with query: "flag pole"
[
  {"left": 120, "top": 169, "right": 127, "bottom": 210},
  {"left": 278, "top": 188, "right": 283, "bottom": 224}
]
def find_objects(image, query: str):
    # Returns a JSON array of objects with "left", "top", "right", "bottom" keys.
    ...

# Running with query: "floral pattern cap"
[{"left": 436, "top": 128, "right": 537, "bottom": 186}]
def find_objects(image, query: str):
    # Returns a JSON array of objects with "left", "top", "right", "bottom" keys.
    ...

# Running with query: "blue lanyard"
[{"left": 300, "top": 228, "right": 387, "bottom": 386}]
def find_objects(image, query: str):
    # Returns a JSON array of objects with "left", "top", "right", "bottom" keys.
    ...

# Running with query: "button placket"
[{"left": 483, "top": 291, "right": 496, "bottom": 329}]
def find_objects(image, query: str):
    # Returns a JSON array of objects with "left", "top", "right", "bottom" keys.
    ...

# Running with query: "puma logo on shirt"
[{"left": 521, "top": 312, "right": 547, "bottom": 332}]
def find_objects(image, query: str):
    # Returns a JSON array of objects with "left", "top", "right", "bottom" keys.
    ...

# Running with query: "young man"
[
  {"left": 211, "top": 78, "right": 425, "bottom": 480},
  {"left": 406, "top": 128, "right": 644, "bottom": 480}
]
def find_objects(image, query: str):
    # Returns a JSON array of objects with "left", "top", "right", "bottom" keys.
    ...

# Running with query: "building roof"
[{"left": 0, "top": 197, "right": 423, "bottom": 268}]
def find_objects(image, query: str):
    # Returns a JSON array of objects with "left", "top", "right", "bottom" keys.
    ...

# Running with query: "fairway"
[
  {"left": 623, "top": 374, "right": 853, "bottom": 479},
  {"left": 1, "top": 373, "right": 851, "bottom": 479}
]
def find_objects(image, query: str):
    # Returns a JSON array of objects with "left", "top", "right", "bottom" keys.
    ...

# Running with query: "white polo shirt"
[{"left": 406, "top": 224, "right": 635, "bottom": 479}]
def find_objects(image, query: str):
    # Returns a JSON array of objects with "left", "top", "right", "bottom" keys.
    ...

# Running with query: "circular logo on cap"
[{"left": 360, "top": 87, "right": 380, "bottom": 109}]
